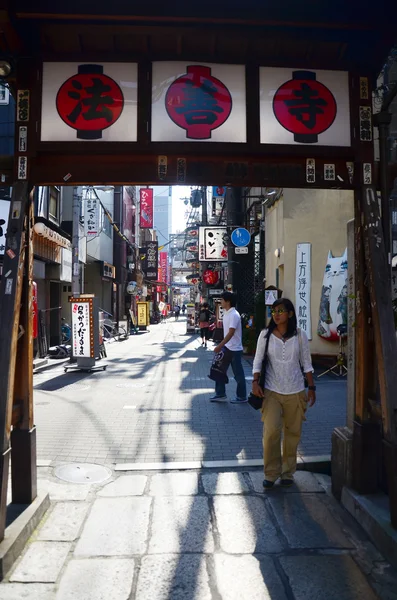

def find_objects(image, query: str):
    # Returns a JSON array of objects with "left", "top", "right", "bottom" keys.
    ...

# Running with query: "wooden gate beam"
[{"left": 361, "top": 185, "right": 397, "bottom": 527}]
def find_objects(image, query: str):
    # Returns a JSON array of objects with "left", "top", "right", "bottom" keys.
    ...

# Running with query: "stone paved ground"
[
  {"left": 33, "top": 316, "right": 346, "bottom": 466},
  {"left": 2, "top": 468, "right": 397, "bottom": 599}
]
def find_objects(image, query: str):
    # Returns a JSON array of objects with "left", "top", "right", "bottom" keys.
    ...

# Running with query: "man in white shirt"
[{"left": 210, "top": 291, "right": 247, "bottom": 403}]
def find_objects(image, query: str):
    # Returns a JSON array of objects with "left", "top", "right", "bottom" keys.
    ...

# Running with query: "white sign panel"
[
  {"left": 295, "top": 243, "right": 312, "bottom": 340},
  {"left": 41, "top": 62, "right": 138, "bottom": 142},
  {"left": 60, "top": 248, "right": 72, "bottom": 282},
  {"left": 152, "top": 62, "right": 246, "bottom": 143},
  {"left": 260, "top": 68, "right": 350, "bottom": 147},
  {"left": 85, "top": 197, "right": 99, "bottom": 236},
  {"left": 0, "top": 200, "right": 10, "bottom": 255},
  {"left": 71, "top": 301, "right": 92, "bottom": 357},
  {"left": 199, "top": 226, "right": 228, "bottom": 262}
]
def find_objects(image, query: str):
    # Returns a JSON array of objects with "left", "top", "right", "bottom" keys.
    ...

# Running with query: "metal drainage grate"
[{"left": 54, "top": 463, "right": 112, "bottom": 484}]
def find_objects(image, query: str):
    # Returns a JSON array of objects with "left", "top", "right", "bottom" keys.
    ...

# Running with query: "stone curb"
[{"left": 0, "top": 491, "right": 50, "bottom": 580}]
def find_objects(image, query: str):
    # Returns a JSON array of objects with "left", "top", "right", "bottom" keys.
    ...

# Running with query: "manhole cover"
[
  {"left": 55, "top": 463, "right": 112, "bottom": 484},
  {"left": 116, "top": 383, "right": 146, "bottom": 389}
]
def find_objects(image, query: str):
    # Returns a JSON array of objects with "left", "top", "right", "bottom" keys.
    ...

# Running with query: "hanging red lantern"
[
  {"left": 203, "top": 270, "right": 219, "bottom": 285},
  {"left": 165, "top": 65, "right": 232, "bottom": 140},
  {"left": 273, "top": 70, "right": 337, "bottom": 144}
]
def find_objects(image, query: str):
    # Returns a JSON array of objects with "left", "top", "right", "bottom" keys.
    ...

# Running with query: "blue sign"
[{"left": 231, "top": 227, "right": 251, "bottom": 247}]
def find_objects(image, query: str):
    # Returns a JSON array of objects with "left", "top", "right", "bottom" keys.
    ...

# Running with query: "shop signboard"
[
  {"left": 140, "top": 188, "right": 154, "bottom": 228},
  {"left": 70, "top": 297, "right": 94, "bottom": 358},
  {"left": 137, "top": 301, "right": 149, "bottom": 326},
  {"left": 199, "top": 226, "right": 228, "bottom": 262},
  {"left": 141, "top": 241, "right": 158, "bottom": 280}
]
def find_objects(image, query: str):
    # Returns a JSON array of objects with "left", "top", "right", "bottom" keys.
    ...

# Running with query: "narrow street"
[
  {"left": 1, "top": 324, "right": 396, "bottom": 598},
  {"left": 33, "top": 317, "right": 346, "bottom": 467}
]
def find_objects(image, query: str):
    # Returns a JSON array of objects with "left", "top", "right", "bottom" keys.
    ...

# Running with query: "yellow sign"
[{"left": 137, "top": 302, "right": 149, "bottom": 326}]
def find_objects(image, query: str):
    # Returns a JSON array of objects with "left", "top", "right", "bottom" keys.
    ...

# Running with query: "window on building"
[
  {"left": 392, "top": 210, "right": 397, "bottom": 226},
  {"left": 102, "top": 207, "right": 112, "bottom": 238},
  {"left": 48, "top": 186, "right": 60, "bottom": 223}
]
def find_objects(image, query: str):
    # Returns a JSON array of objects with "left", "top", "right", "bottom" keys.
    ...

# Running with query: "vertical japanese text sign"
[
  {"left": 143, "top": 241, "right": 158, "bottom": 280},
  {"left": 85, "top": 197, "right": 99, "bottom": 236},
  {"left": 159, "top": 252, "right": 168, "bottom": 283},
  {"left": 140, "top": 188, "right": 154, "bottom": 229},
  {"left": 71, "top": 298, "right": 94, "bottom": 358},
  {"left": 295, "top": 243, "right": 312, "bottom": 340}
]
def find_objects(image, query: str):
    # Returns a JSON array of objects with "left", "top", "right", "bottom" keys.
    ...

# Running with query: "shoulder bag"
[
  {"left": 298, "top": 328, "right": 309, "bottom": 388},
  {"left": 248, "top": 331, "right": 271, "bottom": 410}
]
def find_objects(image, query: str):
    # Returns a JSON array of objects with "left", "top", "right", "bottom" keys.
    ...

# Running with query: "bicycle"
[
  {"left": 61, "top": 318, "right": 71, "bottom": 344},
  {"left": 101, "top": 318, "right": 128, "bottom": 342}
]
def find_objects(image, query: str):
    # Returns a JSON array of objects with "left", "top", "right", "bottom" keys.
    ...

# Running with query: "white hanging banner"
[
  {"left": 85, "top": 197, "right": 99, "bottom": 236},
  {"left": 295, "top": 243, "right": 312, "bottom": 340}
]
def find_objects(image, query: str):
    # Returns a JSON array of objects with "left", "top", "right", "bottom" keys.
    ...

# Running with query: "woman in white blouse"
[{"left": 252, "top": 298, "right": 316, "bottom": 490}]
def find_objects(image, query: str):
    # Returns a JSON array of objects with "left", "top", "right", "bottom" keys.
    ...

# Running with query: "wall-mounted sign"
[
  {"left": 141, "top": 241, "right": 158, "bottom": 280},
  {"left": 41, "top": 62, "right": 138, "bottom": 141},
  {"left": 60, "top": 248, "right": 72, "bottom": 282},
  {"left": 102, "top": 262, "right": 115, "bottom": 279},
  {"left": 265, "top": 290, "right": 278, "bottom": 305},
  {"left": 199, "top": 226, "right": 228, "bottom": 261},
  {"left": 212, "top": 186, "right": 225, "bottom": 218},
  {"left": 70, "top": 297, "right": 94, "bottom": 358},
  {"left": 140, "top": 188, "right": 154, "bottom": 228},
  {"left": 295, "top": 243, "right": 312, "bottom": 340},
  {"left": 18, "top": 126, "right": 27, "bottom": 152},
  {"left": 0, "top": 200, "right": 10, "bottom": 254},
  {"left": 18, "top": 156, "right": 27, "bottom": 180},
  {"left": 152, "top": 62, "right": 246, "bottom": 142},
  {"left": 17, "top": 90, "right": 30, "bottom": 122},
  {"left": 85, "top": 197, "right": 99, "bottom": 236},
  {"left": 260, "top": 68, "right": 350, "bottom": 147},
  {"left": 359, "top": 106, "right": 372, "bottom": 142}
]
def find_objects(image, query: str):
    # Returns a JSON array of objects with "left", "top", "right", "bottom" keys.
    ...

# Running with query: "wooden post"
[
  {"left": 11, "top": 187, "right": 37, "bottom": 504},
  {"left": 361, "top": 185, "right": 397, "bottom": 526},
  {"left": 351, "top": 188, "right": 380, "bottom": 494},
  {"left": 0, "top": 182, "right": 31, "bottom": 539}
]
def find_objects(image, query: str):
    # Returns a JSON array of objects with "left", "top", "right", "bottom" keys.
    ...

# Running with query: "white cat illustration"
[{"left": 317, "top": 249, "right": 348, "bottom": 341}]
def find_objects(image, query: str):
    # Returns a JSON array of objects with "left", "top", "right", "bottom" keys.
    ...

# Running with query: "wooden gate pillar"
[
  {"left": 0, "top": 182, "right": 36, "bottom": 540},
  {"left": 361, "top": 185, "right": 397, "bottom": 527},
  {"left": 351, "top": 188, "right": 380, "bottom": 494}
]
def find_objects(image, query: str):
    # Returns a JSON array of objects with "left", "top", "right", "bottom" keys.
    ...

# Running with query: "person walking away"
[
  {"left": 198, "top": 302, "right": 211, "bottom": 348},
  {"left": 182, "top": 304, "right": 186, "bottom": 315},
  {"left": 210, "top": 292, "right": 247, "bottom": 403},
  {"left": 174, "top": 305, "right": 181, "bottom": 321},
  {"left": 252, "top": 298, "right": 316, "bottom": 489}
]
